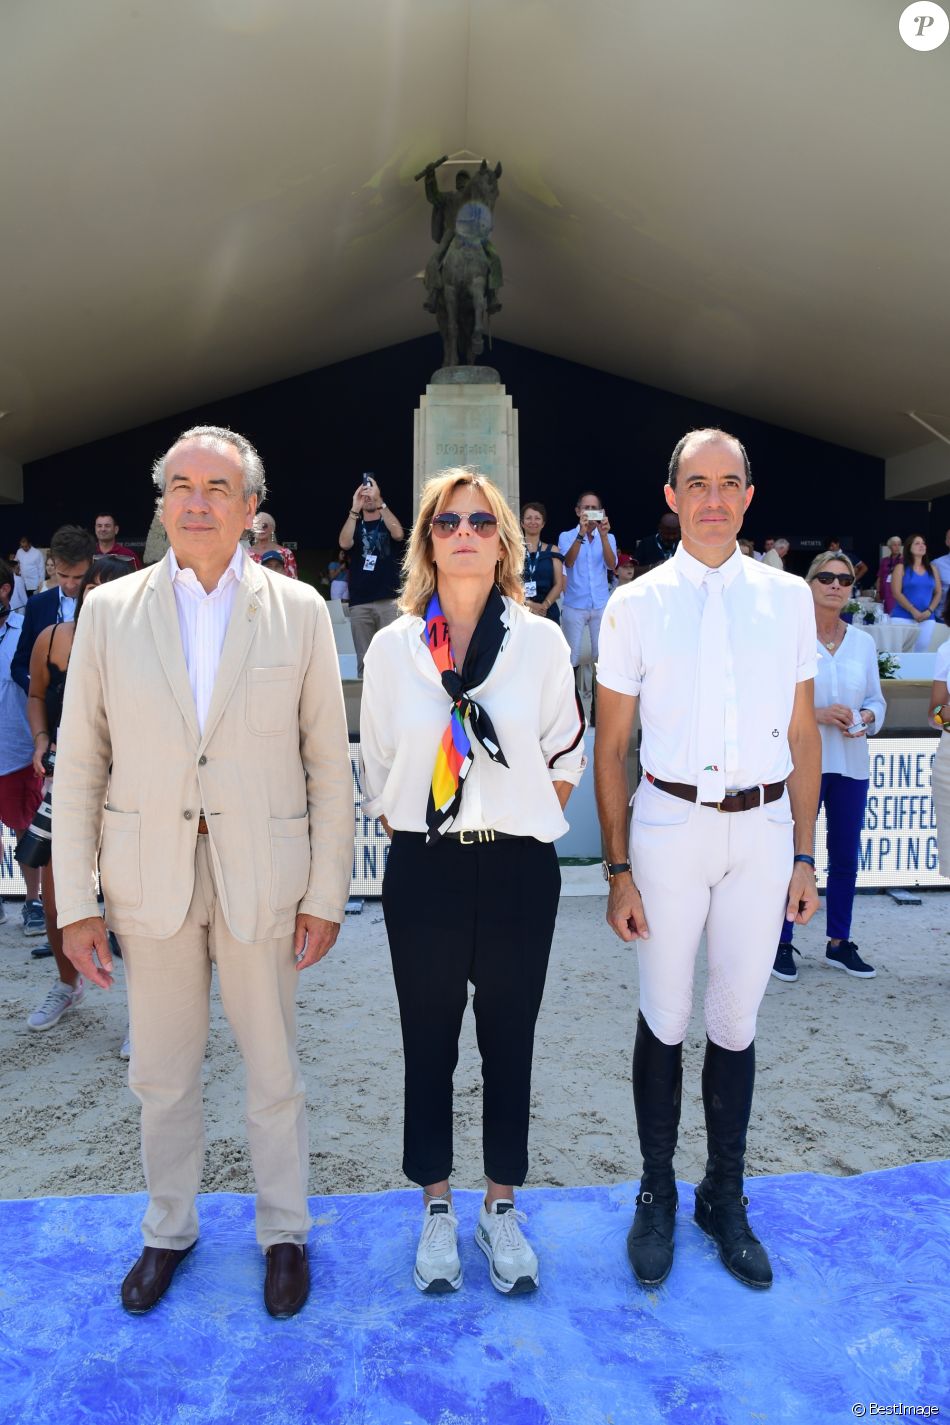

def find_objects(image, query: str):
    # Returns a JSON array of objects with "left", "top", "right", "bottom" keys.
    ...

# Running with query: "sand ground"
[{"left": 1, "top": 887, "right": 947, "bottom": 1202}]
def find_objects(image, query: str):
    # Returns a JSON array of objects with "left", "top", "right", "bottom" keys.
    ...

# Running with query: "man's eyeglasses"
[
  {"left": 431, "top": 512, "right": 498, "bottom": 538},
  {"left": 813, "top": 572, "right": 854, "bottom": 587}
]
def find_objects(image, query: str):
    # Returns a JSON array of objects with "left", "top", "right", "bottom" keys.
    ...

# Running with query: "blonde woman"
[
  {"left": 360, "top": 470, "right": 586, "bottom": 1297},
  {"left": 772, "top": 551, "right": 885, "bottom": 983}
]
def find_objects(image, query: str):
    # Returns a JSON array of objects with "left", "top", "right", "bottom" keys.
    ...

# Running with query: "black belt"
[
  {"left": 442, "top": 829, "right": 521, "bottom": 843},
  {"left": 645, "top": 773, "right": 785, "bottom": 814}
]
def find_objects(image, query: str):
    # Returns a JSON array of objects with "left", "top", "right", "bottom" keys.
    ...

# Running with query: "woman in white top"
[
  {"left": 772, "top": 551, "right": 885, "bottom": 983},
  {"left": 926, "top": 626, "right": 950, "bottom": 876},
  {"left": 360, "top": 469, "right": 586, "bottom": 1298}
]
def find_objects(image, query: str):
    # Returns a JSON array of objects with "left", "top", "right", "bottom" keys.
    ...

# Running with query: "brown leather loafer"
[
  {"left": 264, "top": 1243, "right": 310, "bottom": 1318},
  {"left": 121, "top": 1242, "right": 196, "bottom": 1313}
]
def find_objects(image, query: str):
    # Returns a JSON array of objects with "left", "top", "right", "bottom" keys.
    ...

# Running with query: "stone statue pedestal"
[{"left": 413, "top": 367, "right": 519, "bottom": 516}]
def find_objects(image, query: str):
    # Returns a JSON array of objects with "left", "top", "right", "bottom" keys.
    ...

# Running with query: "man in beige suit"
[{"left": 54, "top": 426, "right": 353, "bottom": 1318}]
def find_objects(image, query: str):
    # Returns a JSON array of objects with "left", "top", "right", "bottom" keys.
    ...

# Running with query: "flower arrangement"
[{"left": 877, "top": 652, "right": 901, "bottom": 680}]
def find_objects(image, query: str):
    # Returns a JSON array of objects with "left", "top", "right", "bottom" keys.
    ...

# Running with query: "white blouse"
[
  {"left": 359, "top": 598, "right": 587, "bottom": 840},
  {"left": 814, "top": 625, "right": 886, "bottom": 778}
]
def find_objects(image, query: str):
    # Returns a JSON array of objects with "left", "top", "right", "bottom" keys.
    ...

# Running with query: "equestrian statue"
[{"left": 416, "top": 155, "right": 504, "bottom": 369}]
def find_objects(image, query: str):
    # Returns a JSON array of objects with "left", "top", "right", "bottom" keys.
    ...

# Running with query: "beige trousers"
[{"left": 121, "top": 837, "right": 311, "bottom": 1251}]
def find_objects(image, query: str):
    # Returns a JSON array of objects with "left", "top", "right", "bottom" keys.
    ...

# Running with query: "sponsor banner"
[
  {"left": 350, "top": 740, "right": 388, "bottom": 896},
  {"left": 815, "top": 736, "right": 948, "bottom": 890},
  {"left": 0, "top": 828, "right": 27, "bottom": 896},
  {"left": 6, "top": 738, "right": 943, "bottom": 905}
]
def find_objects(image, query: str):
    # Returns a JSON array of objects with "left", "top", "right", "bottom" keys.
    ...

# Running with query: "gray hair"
[
  {"left": 151, "top": 425, "right": 267, "bottom": 503},
  {"left": 774, "top": 537, "right": 790, "bottom": 553}
]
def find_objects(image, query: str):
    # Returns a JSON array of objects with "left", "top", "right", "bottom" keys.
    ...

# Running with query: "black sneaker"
[
  {"left": 826, "top": 940, "right": 875, "bottom": 978},
  {"left": 771, "top": 944, "right": 800, "bottom": 982}
]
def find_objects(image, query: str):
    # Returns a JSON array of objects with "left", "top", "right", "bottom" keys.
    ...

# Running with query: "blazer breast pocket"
[
  {"left": 246, "top": 665, "right": 298, "bottom": 736},
  {"left": 98, "top": 807, "right": 143, "bottom": 909}
]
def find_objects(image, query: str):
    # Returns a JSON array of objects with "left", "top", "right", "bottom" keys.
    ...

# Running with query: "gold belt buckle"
[{"left": 460, "top": 830, "right": 473, "bottom": 844}]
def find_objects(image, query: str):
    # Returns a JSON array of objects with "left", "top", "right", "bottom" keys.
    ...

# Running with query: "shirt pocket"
[
  {"left": 98, "top": 807, "right": 142, "bottom": 908},
  {"left": 269, "top": 814, "right": 311, "bottom": 913},
  {"left": 246, "top": 665, "right": 297, "bottom": 736}
]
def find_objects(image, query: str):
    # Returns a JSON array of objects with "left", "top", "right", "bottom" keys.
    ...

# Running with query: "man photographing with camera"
[
  {"left": 558, "top": 490, "right": 618, "bottom": 708},
  {"left": 337, "top": 474, "right": 404, "bottom": 677}
]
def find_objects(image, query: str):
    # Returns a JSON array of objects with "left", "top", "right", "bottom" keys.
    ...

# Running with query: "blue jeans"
[{"left": 781, "top": 772, "right": 868, "bottom": 945}]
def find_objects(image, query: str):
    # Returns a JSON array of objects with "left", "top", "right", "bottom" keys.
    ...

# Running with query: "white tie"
[{"left": 696, "top": 570, "right": 727, "bottom": 803}]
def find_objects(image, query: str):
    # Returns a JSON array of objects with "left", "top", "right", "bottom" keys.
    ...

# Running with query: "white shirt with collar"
[
  {"left": 17, "top": 546, "right": 46, "bottom": 592},
  {"left": 167, "top": 543, "right": 244, "bottom": 735},
  {"left": 359, "top": 598, "right": 587, "bottom": 840},
  {"left": 814, "top": 627, "right": 886, "bottom": 779},
  {"left": 597, "top": 542, "right": 817, "bottom": 790}
]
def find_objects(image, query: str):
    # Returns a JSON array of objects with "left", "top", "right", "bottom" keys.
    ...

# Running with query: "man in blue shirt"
[{"left": 558, "top": 490, "right": 618, "bottom": 697}]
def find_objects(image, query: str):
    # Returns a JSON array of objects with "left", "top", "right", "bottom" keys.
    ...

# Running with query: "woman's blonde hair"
[
  {"left": 398, "top": 469, "right": 526, "bottom": 617},
  {"left": 805, "top": 549, "right": 856, "bottom": 584}
]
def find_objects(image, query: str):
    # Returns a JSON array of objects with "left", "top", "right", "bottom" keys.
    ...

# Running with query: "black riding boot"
[
  {"left": 694, "top": 1037, "right": 773, "bottom": 1289},
  {"left": 626, "top": 1012, "right": 682, "bottom": 1286}
]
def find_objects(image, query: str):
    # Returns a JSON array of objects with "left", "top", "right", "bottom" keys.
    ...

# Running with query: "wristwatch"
[{"left": 602, "top": 860, "right": 632, "bottom": 882}]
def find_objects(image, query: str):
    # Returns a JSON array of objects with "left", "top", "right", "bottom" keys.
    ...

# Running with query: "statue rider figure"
[{"left": 422, "top": 162, "right": 502, "bottom": 316}]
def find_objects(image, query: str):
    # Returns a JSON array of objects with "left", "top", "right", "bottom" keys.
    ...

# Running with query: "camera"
[
  {"left": 16, "top": 777, "right": 54, "bottom": 869},
  {"left": 362, "top": 472, "right": 374, "bottom": 487}
]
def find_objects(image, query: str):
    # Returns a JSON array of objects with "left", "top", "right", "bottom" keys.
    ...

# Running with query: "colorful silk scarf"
[{"left": 424, "top": 586, "right": 510, "bottom": 843}]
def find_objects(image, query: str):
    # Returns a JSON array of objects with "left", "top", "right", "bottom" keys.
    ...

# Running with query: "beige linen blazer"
[{"left": 52, "top": 553, "right": 354, "bottom": 942}]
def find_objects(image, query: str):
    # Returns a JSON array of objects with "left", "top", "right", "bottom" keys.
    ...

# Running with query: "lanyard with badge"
[
  {"left": 361, "top": 517, "right": 385, "bottom": 573},
  {"left": 523, "top": 542, "right": 543, "bottom": 601}
]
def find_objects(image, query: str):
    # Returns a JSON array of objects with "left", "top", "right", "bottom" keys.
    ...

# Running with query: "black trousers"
[{"left": 382, "top": 831, "right": 560, "bottom": 1187}]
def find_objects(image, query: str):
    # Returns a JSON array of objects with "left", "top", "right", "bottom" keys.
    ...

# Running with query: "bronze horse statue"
[{"left": 435, "top": 160, "right": 503, "bottom": 368}]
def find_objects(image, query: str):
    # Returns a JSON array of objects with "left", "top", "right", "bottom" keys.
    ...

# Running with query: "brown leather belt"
[
  {"left": 197, "top": 815, "right": 209, "bottom": 834},
  {"left": 645, "top": 773, "right": 785, "bottom": 813}
]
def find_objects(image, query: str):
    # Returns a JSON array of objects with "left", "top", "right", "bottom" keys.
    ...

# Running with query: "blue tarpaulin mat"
[{"left": 2, "top": 1163, "right": 947, "bottom": 1424}]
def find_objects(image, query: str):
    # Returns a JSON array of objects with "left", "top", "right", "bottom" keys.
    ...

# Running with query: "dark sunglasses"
[
  {"left": 431, "top": 512, "right": 499, "bottom": 538},
  {"left": 814, "top": 571, "right": 853, "bottom": 587}
]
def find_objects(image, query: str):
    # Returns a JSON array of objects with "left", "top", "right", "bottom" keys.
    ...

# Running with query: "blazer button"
[
  {"left": 183, "top": 810, "right": 193, "bottom": 820},
  {"left": 198, "top": 755, "right": 207, "bottom": 766}
]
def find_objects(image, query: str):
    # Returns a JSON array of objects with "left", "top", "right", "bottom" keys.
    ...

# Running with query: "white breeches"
[{"left": 629, "top": 777, "right": 793, "bottom": 1052}]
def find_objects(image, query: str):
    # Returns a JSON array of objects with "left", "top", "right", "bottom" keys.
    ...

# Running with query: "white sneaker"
[
  {"left": 119, "top": 1033, "right": 131, "bottom": 1060},
  {"left": 475, "top": 1199, "right": 539, "bottom": 1294},
  {"left": 27, "top": 977, "right": 85, "bottom": 1031},
  {"left": 413, "top": 1199, "right": 462, "bottom": 1294}
]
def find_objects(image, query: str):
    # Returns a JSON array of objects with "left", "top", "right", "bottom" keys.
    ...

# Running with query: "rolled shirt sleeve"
[
  {"left": 596, "top": 588, "right": 643, "bottom": 697},
  {"left": 795, "top": 582, "right": 819, "bottom": 683}
]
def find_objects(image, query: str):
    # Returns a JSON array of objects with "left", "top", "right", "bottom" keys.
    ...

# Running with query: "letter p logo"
[{"left": 900, "top": 1, "right": 949, "bottom": 48}]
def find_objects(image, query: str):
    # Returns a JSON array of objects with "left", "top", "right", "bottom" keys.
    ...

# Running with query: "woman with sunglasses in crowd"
[
  {"left": 360, "top": 469, "right": 586, "bottom": 1298},
  {"left": 772, "top": 551, "right": 885, "bottom": 984},
  {"left": 891, "top": 533, "right": 941, "bottom": 651}
]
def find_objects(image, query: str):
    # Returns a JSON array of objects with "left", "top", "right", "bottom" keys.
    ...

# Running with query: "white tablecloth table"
[{"left": 865, "top": 620, "right": 925, "bottom": 654}]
